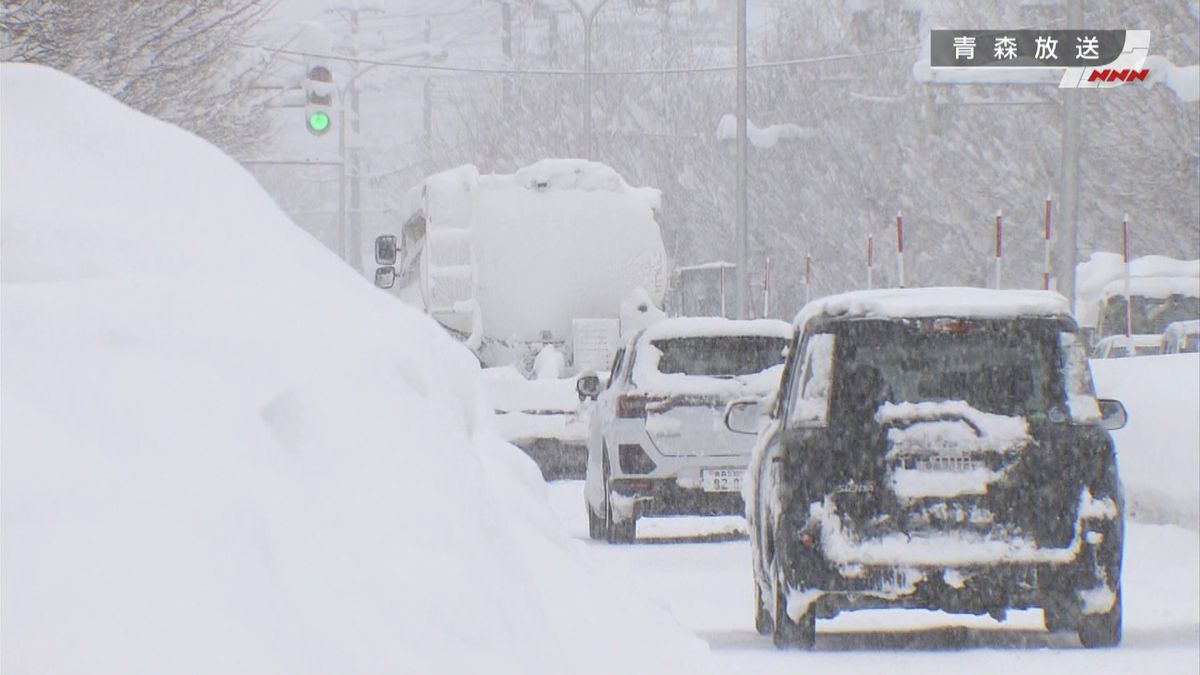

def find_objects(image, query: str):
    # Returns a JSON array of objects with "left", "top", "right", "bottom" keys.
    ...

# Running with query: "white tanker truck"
[{"left": 373, "top": 159, "right": 671, "bottom": 476}]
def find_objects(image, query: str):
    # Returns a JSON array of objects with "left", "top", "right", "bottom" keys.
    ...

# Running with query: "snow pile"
[
  {"left": 0, "top": 64, "right": 710, "bottom": 675},
  {"left": 1091, "top": 353, "right": 1200, "bottom": 529},
  {"left": 876, "top": 401, "right": 1030, "bottom": 454},
  {"left": 1143, "top": 55, "right": 1200, "bottom": 102},
  {"left": 715, "top": 113, "right": 818, "bottom": 148},
  {"left": 795, "top": 287, "right": 1070, "bottom": 332}
]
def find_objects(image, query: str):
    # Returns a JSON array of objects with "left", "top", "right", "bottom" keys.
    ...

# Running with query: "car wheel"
[
  {"left": 602, "top": 450, "right": 636, "bottom": 544},
  {"left": 1042, "top": 592, "right": 1079, "bottom": 633},
  {"left": 754, "top": 582, "right": 773, "bottom": 636},
  {"left": 587, "top": 501, "right": 606, "bottom": 540},
  {"left": 1077, "top": 587, "right": 1122, "bottom": 648},
  {"left": 771, "top": 569, "right": 815, "bottom": 649}
]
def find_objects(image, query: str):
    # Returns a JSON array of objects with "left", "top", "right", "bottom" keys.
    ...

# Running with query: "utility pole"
[
  {"left": 347, "top": 7, "right": 364, "bottom": 274},
  {"left": 424, "top": 17, "right": 434, "bottom": 173},
  {"left": 569, "top": 0, "right": 611, "bottom": 159},
  {"left": 734, "top": 0, "right": 749, "bottom": 318},
  {"left": 1059, "top": 0, "right": 1083, "bottom": 312}
]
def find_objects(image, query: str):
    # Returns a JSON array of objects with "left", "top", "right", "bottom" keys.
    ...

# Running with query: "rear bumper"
[{"left": 610, "top": 478, "right": 744, "bottom": 517}]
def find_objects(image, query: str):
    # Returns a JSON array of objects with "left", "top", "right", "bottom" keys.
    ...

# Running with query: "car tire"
[
  {"left": 1042, "top": 593, "right": 1079, "bottom": 633},
  {"left": 1077, "top": 587, "right": 1122, "bottom": 648},
  {"left": 587, "top": 502, "right": 606, "bottom": 540},
  {"left": 754, "top": 583, "right": 773, "bottom": 636},
  {"left": 602, "top": 450, "right": 636, "bottom": 544},
  {"left": 771, "top": 569, "right": 815, "bottom": 649}
]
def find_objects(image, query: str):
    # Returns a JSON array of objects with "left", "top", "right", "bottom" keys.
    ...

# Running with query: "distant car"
[
  {"left": 577, "top": 317, "right": 791, "bottom": 543},
  {"left": 728, "top": 288, "right": 1128, "bottom": 649},
  {"left": 1160, "top": 320, "right": 1200, "bottom": 354},
  {"left": 1092, "top": 333, "right": 1162, "bottom": 359},
  {"left": 484, "top": 367, "right": 591, "bottom": 479}
]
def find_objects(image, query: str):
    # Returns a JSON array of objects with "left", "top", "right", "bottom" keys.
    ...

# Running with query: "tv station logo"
[{"left": 930, "top": 30, "right": 1151, "bottom": 89}]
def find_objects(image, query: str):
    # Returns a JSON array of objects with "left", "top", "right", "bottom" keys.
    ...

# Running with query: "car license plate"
[{"left": 702, "top": 469, "right": 744, "bottom": 493}]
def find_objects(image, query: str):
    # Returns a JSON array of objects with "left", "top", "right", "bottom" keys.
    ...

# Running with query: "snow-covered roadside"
[
  {"left": 1091, "top": 353, "right": 1200, "bottom": 530},
  {"left": 0, "top": 64, "right": 710, "bottom": 675}
]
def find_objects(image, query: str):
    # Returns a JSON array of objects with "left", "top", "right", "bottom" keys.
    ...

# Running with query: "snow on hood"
[
  {"left": 795, "top": 287, "right": 1070, "bottom": 332},
  {"left": 0, "top": 64, "right": 711, "bottom": 675}
]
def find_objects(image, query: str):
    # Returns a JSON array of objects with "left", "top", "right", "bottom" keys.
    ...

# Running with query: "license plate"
[
  {"left": 917, "top": 456, "right": 982, "bottom": 472},
  {"left": 701, "top": 469, "right": 744, "bottom": 493}
]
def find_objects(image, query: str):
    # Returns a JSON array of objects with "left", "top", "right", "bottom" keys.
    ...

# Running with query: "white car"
[
  {"left": 1092, "top": 333, "right": 1162, "bottom": 358},
  {"left": 576, "top": 317, "right": 791, "bottom": 542},
  {"left": 1161, "top": 319, "right": 1200, "bottom": 354}
]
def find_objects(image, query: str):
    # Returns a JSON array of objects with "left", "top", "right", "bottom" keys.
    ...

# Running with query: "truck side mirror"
[
  {"left": 374, "top": 267, "right": 396, "bottom": 289},
  {"left": 375, "top": 234, "right": 398, "bottom": 266},
  {"left": 576, "top": 373, "right": 602, "bottom": 401}
]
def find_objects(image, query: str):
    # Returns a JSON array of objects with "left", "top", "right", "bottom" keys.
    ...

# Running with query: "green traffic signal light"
[{"left": 307, "top": 110, "right": 331, "bottom": 134}]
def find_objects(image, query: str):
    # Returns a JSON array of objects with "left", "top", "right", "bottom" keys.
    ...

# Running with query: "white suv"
[{"left": 577, "top": 317, "right": 791, "bottom": 542}]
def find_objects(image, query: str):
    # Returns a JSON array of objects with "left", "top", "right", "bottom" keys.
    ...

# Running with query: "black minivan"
[{"left": 726, "top": 288, "right": 1128, "bottom": 649}]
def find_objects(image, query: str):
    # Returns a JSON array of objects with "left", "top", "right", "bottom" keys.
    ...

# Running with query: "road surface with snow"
[{"left": 546, "top": 481, "right": 1200, "bottom": 675}]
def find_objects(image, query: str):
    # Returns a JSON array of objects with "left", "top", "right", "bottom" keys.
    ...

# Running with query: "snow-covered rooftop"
[{"left": 795, "top": 287, "right": 1072, "bottom": 329}]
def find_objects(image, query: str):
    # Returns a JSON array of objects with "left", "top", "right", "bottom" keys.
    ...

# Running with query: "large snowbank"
[
  {"left": 1091, "top": 353, "right": 1200, "bottom": 529},
  {"left": 0, "top": 64, "right": 710, "bottom": 674}
]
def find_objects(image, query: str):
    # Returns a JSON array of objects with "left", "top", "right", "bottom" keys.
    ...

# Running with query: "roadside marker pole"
[
  {"left": 804, "top": 254, "right": 812, "bottom": 305},
  {"left": 763, "top": 257, "right": 771, "bottom": 318},
  {"left": 866, "top": 235, "right": 874, "bottom": 290},
  {"left": 896, "top": 212, "right": 905, "bottom": 288},
  {"left": 994, "top": 209, "right": 1003, "bottom": 289},
  {"left": 1123, "top": 215, "right": 1132, "bottom": 338},
  {"left": 1043, "top": 197, "right": 1053, "bottom": 291}
]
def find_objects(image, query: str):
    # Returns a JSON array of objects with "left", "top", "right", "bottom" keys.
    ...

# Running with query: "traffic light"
[{"left": 304, "top": 64, "right": 334, "bottom": 136}]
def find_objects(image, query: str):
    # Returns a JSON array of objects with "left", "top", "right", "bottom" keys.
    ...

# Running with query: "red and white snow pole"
[
  {"left": 1122, "top": 215, "right": 1132, "bottom": 338},
  {"left": 866, "top": 234, "right": 874, "bottom": 290},
  {"left": 804, "top": 254, "right": 812, "bottom": 305},
  {"left": 1043, "top": 197, "right": 1052, "bottom": 291},
  {"left": 994, "top": 209, "right": 1003, "bottom": 289},
  {"left": 895, "top": 212, "right": 905, "bottom": 289}
]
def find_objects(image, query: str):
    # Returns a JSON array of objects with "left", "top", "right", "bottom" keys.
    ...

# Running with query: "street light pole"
[
  {"left": 734, "top": 0, "right": 748, "bottom": 319},
  {"left": 569, "top": 0, "right": 611, "bottom": 159}
]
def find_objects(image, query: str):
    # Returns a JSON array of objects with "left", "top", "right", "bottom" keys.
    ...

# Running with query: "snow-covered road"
[{"left": 546, "top": 481, "right": 1200, "bottom": 675}]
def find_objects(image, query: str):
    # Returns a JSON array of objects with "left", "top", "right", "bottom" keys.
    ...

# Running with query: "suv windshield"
[
  {"left": 652, "top": 336, "right": 787, "bottom": 377},
  {"left": 832, "top": 318, "right": 1061, "bottom": 416}
]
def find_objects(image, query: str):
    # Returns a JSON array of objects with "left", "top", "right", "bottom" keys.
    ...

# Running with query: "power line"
[{"left": 234, "top": 41, "right": 918, "bottom": 76}]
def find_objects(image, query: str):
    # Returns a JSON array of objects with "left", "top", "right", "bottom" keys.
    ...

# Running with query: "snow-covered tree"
[{"left": 1, "top": 0, "right": 274, "bottom": 154}]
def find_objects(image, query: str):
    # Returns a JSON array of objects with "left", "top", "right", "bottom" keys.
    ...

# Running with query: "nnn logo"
[{"left": 1088, "top": 68, "right": 1150, "bottom": 82}]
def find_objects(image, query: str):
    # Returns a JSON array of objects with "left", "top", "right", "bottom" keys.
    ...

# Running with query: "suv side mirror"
[
  {"left": 374, "top": 267, "right": 396, "bottom": 289},
  {"left": 375, "top": 234, "right": 398, "bottom": 265},
  {"left": 724, "top": 398, "right": 762, "bottom": 435},
  {"left": 576, "top": 373, "right": 602, "bottom": 401},
  {"left": 1097, "top": 399, "right": 1127, "bottom": 431}
]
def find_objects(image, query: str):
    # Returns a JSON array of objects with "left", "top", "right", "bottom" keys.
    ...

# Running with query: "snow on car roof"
[
  {"left": 639, "top": 316, "right": 793, "bottom": 342},
  {"left": 1096, "top": 333, "right": 1164, "bottom": 347},
  {"left": 794, "top": 287, "right": 1071, "bottom": 330},
  {"left": 1100, "top": 275, "right": 1200, "bottom": 300},
  {"left": 1164, "top": 319, "right": 1200, "bottom": 336}
]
